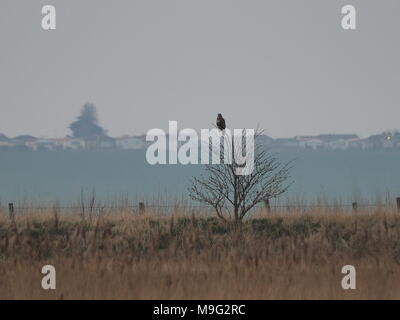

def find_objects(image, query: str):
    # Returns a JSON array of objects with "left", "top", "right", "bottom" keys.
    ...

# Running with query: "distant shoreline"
[{"left": 0, "top": 130, "right": 399, "bottom": 152}]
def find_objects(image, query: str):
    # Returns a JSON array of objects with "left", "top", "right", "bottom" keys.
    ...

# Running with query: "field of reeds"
[{"left": 1, "top": 205, "right": 400, "bottom": 300}]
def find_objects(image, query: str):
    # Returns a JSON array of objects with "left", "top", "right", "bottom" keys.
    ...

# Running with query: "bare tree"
[{"left": 189, "top": 130, "right": 292, "bottom": 225}]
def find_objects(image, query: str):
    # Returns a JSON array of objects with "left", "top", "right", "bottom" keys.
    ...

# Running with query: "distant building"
[
  {"left": 293, "top": 134, "right": 360, "bottom": 150},
  {"left": 11, "top": 135, "right": 38, "bottom": 150},
  {"left": 364, "top": 131, "right": 400, "bottom": 150},
  {"left": 62, "top": 138, "right": 85, "bottom": 151},
  {"left": 0, "top": 133, "right": 14, "bottom": 149},
  {"left": 31, "top": 139, "right": 59, "bottom": 151},
  {"left": 318, "top": 134, "right": 359, "bottom": 142},
  {"left": 347, "top": 138, "right": 370, "bottom": 150},
  {"left": 295, "top": 137, "right": 323, "bottom": 150},
  {"left": 83, "top": 135, "right": 116, "bottom": 150},
  {"left": 115, "top": 135, "right": 147, "bottom": 150},
  {"left": 0, "top": 128, "right": 399, "bottom": 152}
]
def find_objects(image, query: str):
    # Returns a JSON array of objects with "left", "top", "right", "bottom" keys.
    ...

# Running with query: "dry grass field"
[{"left": 1, "top": 206, "right": 400, "bottom": 299}]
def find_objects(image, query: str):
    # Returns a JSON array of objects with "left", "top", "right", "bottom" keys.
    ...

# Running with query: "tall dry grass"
[{"left": 0, "top": 206, "right": 400, "bottom": 299}]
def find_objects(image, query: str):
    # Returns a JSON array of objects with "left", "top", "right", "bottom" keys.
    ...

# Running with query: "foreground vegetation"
[{"left": 0, "top": 207, "right": 400, "bottom": 299}]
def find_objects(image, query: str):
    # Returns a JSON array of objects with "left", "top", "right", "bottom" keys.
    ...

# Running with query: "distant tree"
[{"left": 69, "top": 103, "right": 107, "bottom": 139}]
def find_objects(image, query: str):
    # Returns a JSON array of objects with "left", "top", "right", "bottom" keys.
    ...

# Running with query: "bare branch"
[{"left": 189, "top": 129, "right": 293, "bottom": 223}]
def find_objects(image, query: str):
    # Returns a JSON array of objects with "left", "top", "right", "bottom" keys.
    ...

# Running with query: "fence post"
[
  {"left": 139, "top": 202, "right": 145, "bottom": 215},
  {"left": 264, "top": 199, "right": 271, "bottom": 214},
  {"left": 8, "top": 203, "right": 14, "bottom": 219},
  {"left": 352, "top": 202, "right": 358, "bottom": 212},
  {"left": 396, "top": 197, "right": 400, "bottom": 213},
  {"left": 8, "top": 202, "right": 17, "bottom": 231}
]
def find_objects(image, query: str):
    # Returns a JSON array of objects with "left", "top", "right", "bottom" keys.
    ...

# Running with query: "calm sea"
[{"left": 0, "top": 150, "right": 399, "bottom": 205}]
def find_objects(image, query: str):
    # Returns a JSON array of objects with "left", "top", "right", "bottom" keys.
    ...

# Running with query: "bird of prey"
[{"left": 216, "top": 113, "right": 226, "bottom": 131}]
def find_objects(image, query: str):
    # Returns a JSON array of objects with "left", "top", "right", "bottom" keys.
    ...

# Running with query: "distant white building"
[
  {"left": 116, "top": 135, "right": 147, "bottom": 150},
  {"left": 295, "top": 134, "right": 359, "bottom": 150},
  {"left": 301, "top": 139, "right": 323, "bottom": 150},
  {"left": 82, "top": 136, "right": 116, "bottom": 150},
  {"left": 0, "top": 133, "right": 12, "bottom": 147},
  {"left": 62, "top": 138, "right": 85, "bottom": 150},
  {"left": 327, "top": 139, "right": 349, "bottom": 150},
  {"left": 295, "top": 136, "right": 323, "bottom": 150},
  {"left": 31, "top": 139, "right": 59, "bottom": 151}
]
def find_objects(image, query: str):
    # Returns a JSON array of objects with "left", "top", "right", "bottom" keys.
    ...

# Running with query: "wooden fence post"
[
  {"left": 352, "top": 202, "right": 358, "bottom": 212},
  {"left": 396, "top": 197, "right": 400, "bottom": 213},
  {"left": 139, "top": 202, "right": 145, "bottom": 215},
  {"left": 8, "top": 202, "right": 17, "bottom": 231},
  {"left": 8, "top": 203, "right": 14, "bottom": 219},
  {"left": 264, "top": 199, "right": 271, "bottom": 214}
]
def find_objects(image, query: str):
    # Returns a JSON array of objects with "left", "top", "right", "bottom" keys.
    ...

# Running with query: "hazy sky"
[{"left": 0, "top": 0, "right": 399, "bottom": 138}]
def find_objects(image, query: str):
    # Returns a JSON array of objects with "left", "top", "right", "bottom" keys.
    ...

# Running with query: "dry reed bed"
[{"left": 0, "top": 208, "right": 400, "bottom": 299}]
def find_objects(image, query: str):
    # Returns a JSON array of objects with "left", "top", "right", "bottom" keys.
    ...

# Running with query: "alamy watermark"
[
  {"left": 40, "top": 4, "right": 356, "bottom": 31},
  {"left": 145, "top": 121, "right": 255, "bottom": 175}
]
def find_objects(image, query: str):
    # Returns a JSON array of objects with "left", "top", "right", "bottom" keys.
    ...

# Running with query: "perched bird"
[{"left": 216, "top": 113, "right": 226, "bottom": 131}]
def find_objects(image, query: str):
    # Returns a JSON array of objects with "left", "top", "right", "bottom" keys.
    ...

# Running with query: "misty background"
[
  {"left": 0, "top": 0, "right": 399, "bottom": 139},
  {"left": 1, "top": 1, "right": 400, "bottom": 204}
]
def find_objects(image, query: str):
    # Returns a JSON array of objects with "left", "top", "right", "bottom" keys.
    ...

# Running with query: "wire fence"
[{"left": 2, "top": 198, "right": 400, "bottom": 215}]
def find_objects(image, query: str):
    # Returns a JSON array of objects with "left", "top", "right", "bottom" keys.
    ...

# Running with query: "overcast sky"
[{"left": 0, "top": 0, "right": 399, "bottom": 138}]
